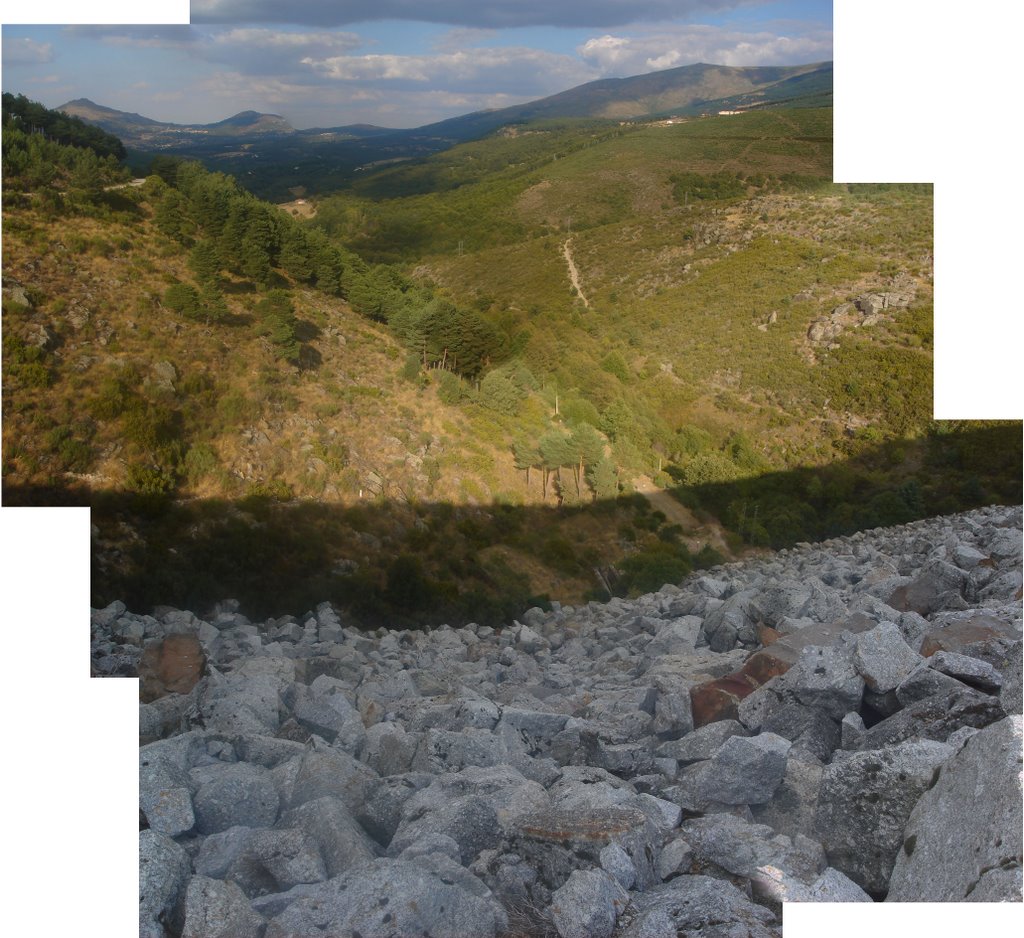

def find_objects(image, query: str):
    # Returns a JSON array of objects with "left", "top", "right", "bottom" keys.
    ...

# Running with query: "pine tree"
[
  {"left": 538, "top": 429, "right": 575, "bottom": 501},
  {"left": 200, "top": 282, "right": 230, "bottom": 323},
  {"left": 279, "top": 227, "right": 314, "bottom": 283},
  {"left": 256, "top": 290, "right": 301, "bottom": 364},
  {"left": 239, "top": 207, "right": 278, "bottom": 285},
  {"left": 163, "top": 283, "right": 202, "bottom": 319},
  {"left": 512, "top": 438, "right": 541, "bottom": 487},
  {"left": 155, "top": 190, "right": 190, "bottom": 242},
  {"left": 188, "top": 240, "right": 221, "bottom": 285},
  {"left": 240, "top": 231, "right": 272, "bottom": 285},
  {"left": 217, "top": 201, "right": 249, "bottom": 271},
  {"left": 589, "top": 457, "right": 619, "bottom": 500},
  {"left": 567, "top": 423, "right": 606, "bottom": 497},
  {"left": 70, "top": 149, "right": 103, "bottom": 203}
]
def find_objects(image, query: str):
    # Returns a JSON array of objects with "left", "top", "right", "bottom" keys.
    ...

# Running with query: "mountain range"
[{"left": 59, "top": 60, "right": 832, "bottom": 151}]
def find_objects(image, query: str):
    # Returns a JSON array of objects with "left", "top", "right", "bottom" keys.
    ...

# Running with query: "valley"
[{"left": 1, "top": 80, "right": 1019, "bottom": 629}]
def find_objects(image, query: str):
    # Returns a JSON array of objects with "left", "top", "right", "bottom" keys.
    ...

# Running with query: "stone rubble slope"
[{"left": 94, "top": 505, "right": 1024, "bottom": 938}]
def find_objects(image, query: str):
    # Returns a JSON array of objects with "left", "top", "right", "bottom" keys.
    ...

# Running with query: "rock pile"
[{"left": 97, "top": 505, "right": 1023, "bottom": 937}]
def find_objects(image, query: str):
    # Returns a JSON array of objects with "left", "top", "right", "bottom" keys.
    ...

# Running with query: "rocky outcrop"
[
  {"left": 97, "top": 505, "right": 1022, "bottom": 936},
  {"left": 805, "top": 273, "right": 918, "bottom": 350}
]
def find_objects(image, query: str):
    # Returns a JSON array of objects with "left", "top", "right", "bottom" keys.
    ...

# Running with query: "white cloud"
[
  {"left": 211, "top": 27, "right": 362, "bottom": 54},
  {"left": 301, "top": 46, "right": 596, "bottom": 97},
  {"left": 578, "top": 35, "right": 633, "bottom": 67},
  {"left": 578, "top": 24, "right": 831, "bottom": 74},
  {"left": 3, "top": 36, "right": 55, "bottom": 65}
]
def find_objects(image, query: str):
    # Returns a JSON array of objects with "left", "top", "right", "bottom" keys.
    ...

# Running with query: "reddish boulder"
[
  {"left": 919, "top": 615, "right": 1019, "bottom": 658},
  {"left": 691, "top": 617, "right": 876, "bottom": 728},
  {"left": 139, "top": 633, "right": 206, "bottom": 702}
]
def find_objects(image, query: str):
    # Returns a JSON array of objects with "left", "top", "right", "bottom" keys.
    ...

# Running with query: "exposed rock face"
[
  {"left": 886, "top": 715, "right": 1023, "bottom": 901},
  {"left": 93, "top": 505, "right": 1022, "bottom": 933}
]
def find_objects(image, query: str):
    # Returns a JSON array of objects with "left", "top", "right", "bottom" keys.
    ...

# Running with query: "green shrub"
[
  {"left": 245, "top": 479, "right": 294, "bottom": 501},
  {"left": 46, "top": 426, "right": 93, "bottom": 472},
  {"left": 538, "top": 535, "right": 579, "bottom": 575},
  {"left": 436, "top": 370, "right": 473, "bottom": 405},
  {"left": 617, "top": 542, "right": 692, "bottom": 596},
  {"left": 163, "top": 282, "right": 202, "bottom": 319},
  {"left": 183, "top": 443, "right": 218, "bottom": 486},
  {"left": 681, "top": 453, "right": 742, "bottom": 486},
  {"left": 125, "top": 462, "right": 176, "bottom": 495}
]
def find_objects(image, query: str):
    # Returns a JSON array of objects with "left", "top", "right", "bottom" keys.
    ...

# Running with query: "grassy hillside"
[
  {"left": 3, "top": 98, "right": 1019, "bottom": 626},
  {"left": 315, "top": 109, "right": 934, "bottom": 466}
]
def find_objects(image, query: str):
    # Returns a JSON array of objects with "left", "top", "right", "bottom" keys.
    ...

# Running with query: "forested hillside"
[{"left": 3, "top": 96, "right": 1019, "bottom": 626}]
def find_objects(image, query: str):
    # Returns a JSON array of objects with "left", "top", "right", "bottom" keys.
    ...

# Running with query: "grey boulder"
[
  {"left": 887, "top": 715, "right": 1023, "bottom": 901},
  {"left": 549, "top": 868, "right": 629, "bottom": 938},
  {"left": 695, "top": 732, "right": 791, "bottom": 805},
  {"left": 814, "top": 738, "right": 953, "bottom": 896},
  {"left": 181, "top": 875, "right": 266, "bottom": 938},
  {"left": 264, "top": 857, "right": 506, "bottom": 938},
  {"left": 139, "top": 830, "right": 190, "bottom": 938}
]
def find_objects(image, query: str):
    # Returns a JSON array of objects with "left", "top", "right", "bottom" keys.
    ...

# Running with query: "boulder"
[
  {"left": 223, "top": 827, "right": 328, "bottom": 897},
  {"left": 928, "top": 650, "right": 1003, "bottom": 693},
  {"left": 750, "top": 752, "right": 824, "bottom": 839},
  {"left": 138, "top": 633, "right": 206, "bottom": 702},
  {"left": 263, "top": 858, "right": 506, "bottom": 938},
  {"left": 549, "top": 868, "right": 629, "bottom": 938},
  {"left": 292, "top": 692, "right": 366, "bottom": 752},
  {"left": 279, "top": 744, "right": 377, "bottom": 813},
  {"left": 277, "top": 796, "right": 380, "bottom": 877},
  {"left": 181, "top": 876, "right": 266, "bottom": 938},
  {"left": 192, "top": 761, "right": 279, "bottom": 834},
  {"left": 813, "top": 738, "right": 953, "bottom": 896},
  {"left": 619, "top": 875, "right": 778, "bottom": 938},
  {"left": 760, "top": 702, "right": 840, "bottom": 762},
  {"left": 139, "top": 830, "right": 190, "bottom": 938},
  {"left": 681, "top": 813, "right": 825, "bottom": 893},
  {"left": 919, "top": 614, "right": 1018, "bottom": 657},
  {"left": 780, "top": 643, "right": 864, "bottom": 721},
  {"left": 854, "top": 685, "right": 1006, "bottom": 750},
  {"left": 887, "top": 715, "right": 1023, "bottom": 901},
  {"left": 694, "top": 732, "right": 791, "bottom": 805},
  {"left": 512, "top": 807, "right": 661, "bottom": 893},
  {"left": 779, "top": 866, "right": 872, "bottom": 902},
  {"left": 140, "top": 755, "right": 195, "bottom": 837},
  {"left": 852, "top": 622, "right": 923, "bottom": 693},
  {"left": 656, "top": 719, "right": 747, "bottom": 764},
  {"left": 389, "top": 793, "right": 502, "bottom": 864}
]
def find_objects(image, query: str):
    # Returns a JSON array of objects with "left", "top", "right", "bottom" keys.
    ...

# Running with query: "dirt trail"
[
  {"left": 633, "top": 475, "right": 736, "bottom": 559},
  {"left": 103, "top": 178, "right": 146, "bottom": 191},
  {"left": 562, "top": 238, "right": 590, "bottom": 308}
]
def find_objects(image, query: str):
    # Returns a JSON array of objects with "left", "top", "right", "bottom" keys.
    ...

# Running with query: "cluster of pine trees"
[
  {"left": 2, "top": 94, "right": 129, "bottom": 201},
  {"left": 512, "top": 424, "right": 617, "bottom": 503},
  {"left": 2, "top": 93, "right": 126, "bottom": 160},
  {"left": 148, "top": 157, "right": 504, "bottom": 377}
]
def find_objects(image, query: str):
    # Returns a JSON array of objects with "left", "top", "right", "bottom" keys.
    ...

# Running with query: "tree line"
[{"left": 2, "top": 92, "right": 126, "bottom": 160}]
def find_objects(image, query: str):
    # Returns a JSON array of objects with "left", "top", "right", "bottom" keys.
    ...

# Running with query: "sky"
[{"left": 2, "top": 1, "right": 833, "bottom": 128}]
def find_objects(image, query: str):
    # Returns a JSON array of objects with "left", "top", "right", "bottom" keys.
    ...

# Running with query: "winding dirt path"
[
  {"left": 633, "top": 475, "right": 736, "bottom": 559},
  {"left": 562, "top": 238, "right": 590, "bottom": 308}
]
